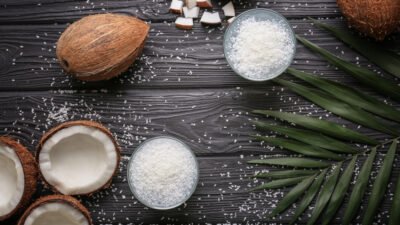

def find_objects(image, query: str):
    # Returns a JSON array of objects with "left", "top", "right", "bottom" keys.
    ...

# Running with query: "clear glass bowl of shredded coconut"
[
  {"left": 127, "top": 136, "right": 199, "bottom": 210},
  {"left": 224, "top": 9, "right": 296, "bottom": 81}
]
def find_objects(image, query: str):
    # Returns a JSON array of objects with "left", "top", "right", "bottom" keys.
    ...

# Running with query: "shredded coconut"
[
  {"left": 227, "top": 17, "right": 295, "bottom": 80},
  {"left": 128, "top": 137, "right": 198, "bottom": 209}
]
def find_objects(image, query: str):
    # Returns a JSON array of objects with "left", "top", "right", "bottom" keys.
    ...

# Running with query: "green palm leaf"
[
  {"left": 321, "top": 157, "right": 357, "bottom": 225},
  {"left": 363, "top": 140, "right": 398, "bottom": 225},
  {"left": 274, "top": 78, "right": 399, "bottom": 136},
  {"left": 342, "top": 148, "right": 377, "bottom": 225},
  {"left": 248, "top": 158, "right": 330, "bottom": 168},
  {"left": 254, "top": 121, "right": 358, "bottom": 154},
  {"left": 253, "top": 110, "right": 378, "bottom": 145},
  {"left": 253, "top": 170, "right": 317, "bottom": 179},
  {"left": 254, "top": 136, "right": 344, "bottom": 160},
  {"left": 289, "top": 170, "right": 328, "bottom": 225},
  {"left": 251, "top": 176, "right": 310, "bottom": 191},
  {"left": 389, "top": 174, "right": 400, "bottom": 225},
  {"left": 296, "top": 35, "right": 400, "bottom": 100},
  {"left": 287, "top": 68, "right": 400, "bottom": 123},
  {"left": 310, "top": 19, "right": 400, "bottom": 78},
  {"left": 268, "top": 174, "right": 318, "bottom": 218},
  {"left": 307, "top": 162, "right": 342, "bottom": 225}
]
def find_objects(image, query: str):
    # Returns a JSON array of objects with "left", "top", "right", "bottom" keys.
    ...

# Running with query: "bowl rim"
[
  {"left": 127, "top": 135, "right": 199, "bottom": 210},
  {"left": 223, "top": 8, "right": 297, "bottom": 82}
]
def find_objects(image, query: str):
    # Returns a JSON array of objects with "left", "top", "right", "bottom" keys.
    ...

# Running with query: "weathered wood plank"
[
  {"left": 1, "top": 19, "right": 397, "bottom": 91},
  {"left": 0, "top": 0, "right": 341, "bottom": 24},
  {"left": 0, "top": 89, "right": 398, "bottom": 224}
]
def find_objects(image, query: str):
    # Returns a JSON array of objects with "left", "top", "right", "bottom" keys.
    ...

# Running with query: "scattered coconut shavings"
[{"left": 227, "top": 17, "right": 295, "bottom": 80}]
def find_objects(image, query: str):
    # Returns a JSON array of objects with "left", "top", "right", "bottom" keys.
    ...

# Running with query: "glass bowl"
[
  {"left": 223, "top": 8, "right": 296, "bottom": 81},
  {"left": 127, "top": 136, "right": 199, "bottom": 210}
]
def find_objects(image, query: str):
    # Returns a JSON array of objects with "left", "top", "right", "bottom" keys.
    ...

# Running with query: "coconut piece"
[
  {"left": 0, "top": 137, "right": 38, "bottom": 221},
  {"left": 200, "top": 12, "right": 221, "bottom": 25},
  {"left": 176, "top": 17, "right": 194, "bottom": 30},
  {"left": 37, "top": 121, "right": 120, "bottom": 195},
  {"left": 337, "top": 0, "right": 400, "bottom": 40},
  {"left": 196, "top": 0, "right": 212, "bottom": 8},
  {"left": 170, "top": 0, "right": 184, "bottom": 14},
  {"left": 56, "top": 13, "right": 149, "bottom": 81},
  {"left": 227, "top": 17, "right": 236, "bottom": 24},
  {"left": 184, "top": 0, "right": 196, "bottom": 9},
  {"left": 222, "top": 1, "right": 235, "bottom": 17},
  {"left": 17, "top": 195, "right": 92, "bottom": 225},
  {"left": 183, "top": 6, "right": 200, "bottom": 18}
]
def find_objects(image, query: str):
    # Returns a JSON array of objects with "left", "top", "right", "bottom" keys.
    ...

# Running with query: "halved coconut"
[
  {"left": 17, "top": 195, "right": 92, "bottom": 225},
  {"left": 0, "top": 137, "right": 38, "bottom": 221},
  {"left": 176, "top": 17, "right": 194, "bottom": 30},
  {"left": 170, "top": 0, "right": 184, "bottom": 14},
  {"left": 37, "top": 121, "right": 120, "bottom": 195},
  {"left": 200, "top": 12, "right": 221, "bottom": 25},
  {"left": 183, "top": 6, "right": 200, "bottom": 18},
  {"left": 222, "top": 1, "right": 235, "bottom": 17}
]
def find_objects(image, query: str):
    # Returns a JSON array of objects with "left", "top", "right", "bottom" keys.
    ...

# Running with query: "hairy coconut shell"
[
  {"left": 37, "top": 120, "right": 121, "bottom": 195},
  {"left": 56, "top": 13, "right": 150, "bottom": 81},
  {"left": 337, "top": 0, "right": 400, "bottom": 40},
  {"left": 17, "top": 195, "right": 93, "bottom": 225},
  {"left": 0, "top": 136, "right": 38, "bottom": 221}
]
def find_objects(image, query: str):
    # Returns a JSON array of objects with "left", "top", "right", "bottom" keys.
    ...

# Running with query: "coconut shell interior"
[
  {"left": 17, "top": 195, "right": 93, "bottom": 225},
  {"left": 37, "top": 120, "right": 121, "bottom": 195},
  {"left": 0, "top": 136, "right": 38, "bottom": 221},
  {"left": 56, "top": 13, "right": 150, "bottom": 81}
]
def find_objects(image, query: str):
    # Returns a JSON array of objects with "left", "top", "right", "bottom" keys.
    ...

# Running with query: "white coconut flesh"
[
  {"left": 39, "top": 125, "right": 117, "bottom": 195},
  {"left": 23, "top": 202, "right": 89, "bottom": 225},
  {"left": 0, "top": 143, "right": 24, "bottom": 217}
]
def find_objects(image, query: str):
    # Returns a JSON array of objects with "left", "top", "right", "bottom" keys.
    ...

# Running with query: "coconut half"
[
  {"left": 37, "top": 121, "right": 120, "bottom": 195},
  {"left": 17, "top": 195, "right": 92, "bottom": 225},
  {"left": 0, "top": 137, "right": 37, "bottom": 221}
]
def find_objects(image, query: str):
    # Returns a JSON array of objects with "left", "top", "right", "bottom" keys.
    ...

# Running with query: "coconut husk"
[
  {"left": 37, "top": 120, "right": 121, "bottom": 195},
  {"left": 337, "top": 0, "right": 400, "bottom": 40},
  {"left": 56, "top": 13, "right": 150, "bottom": 81},
  {"left": 17, "top": 195, "right": 93, "bottom": 225},
  {"left": 0, "top": 136, "right": 38, "bottom": 221}
]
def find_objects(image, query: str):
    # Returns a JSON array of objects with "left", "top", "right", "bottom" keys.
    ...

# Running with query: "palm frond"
[
  {"left": 253, "top": 121, "right": 358, "bottom": 153},
  {"left": 296, "top": 35, "right": 400, "bottom": 100},
  {"left": 287, "top": 68, "right": 400, "bottom": 123},
  {"left": 248, "top": 23, "right": 400, "bottom": 225},
  {"left": 362, "top": 140, "right": 398, "bottom": 225},
  {"left": 251, "top": 176, "right": 311, "bottom": 191},
  {"left": 310, "top": 18, "right": 400, "bottom": 78},
  {"left": 253, "top": 110, "right": 378, "bottom": 144}
]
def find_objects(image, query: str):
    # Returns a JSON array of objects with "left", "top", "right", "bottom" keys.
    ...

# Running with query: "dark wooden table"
[{"left": 0, "top": 0, "right": 399, "bottom": 224}]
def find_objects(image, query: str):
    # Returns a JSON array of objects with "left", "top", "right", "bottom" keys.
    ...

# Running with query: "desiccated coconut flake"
[{"left": 227, "top": 17, "right": 295, "bottom": 80}]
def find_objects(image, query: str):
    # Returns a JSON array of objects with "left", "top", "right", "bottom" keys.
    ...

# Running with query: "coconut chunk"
[
  {"left": 222, "top": 1, "right": 235, "bottom": 17},
  {"left": 184, "top": 0, "right": 196, "bottom": 8},
  {"left": 0, "top": 137, "right": 37, "bottom": 221},
  {"left": 38, "top": 121, "right": 120, "bottom": 195},
  {"left": 227, "top": 16, "right": 236, "bottom": 24},
  {"left": 18, "top": 195, "right": 92, "bottom": 225},
  {"left": 183, "top": 6, "right": 200, "bottom": 18},
  {"left": 170, "top": 0, "right": 184, "bottom": 14},
  {"left": 176, "top": 17, "right": 194, "bottom": 30},
  {"left": 200, "top": 12, "right": 221, "bottom": 25},
  {"left": 196, "top": 0, "right": 212, "bottom": 8}
]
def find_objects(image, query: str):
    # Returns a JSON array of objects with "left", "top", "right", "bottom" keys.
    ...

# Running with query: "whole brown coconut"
[
  {"left": 337, "top": 0, "right": 400, "bottom": 41},
  {"left": 17, "top": 195, "right": 93, "bottom": 225},
  {"left": 0, "top": 136, "right": 38, "bottom": 221},
  {"left": 56, "top": 13, "right": 150, "bottom": 81}
]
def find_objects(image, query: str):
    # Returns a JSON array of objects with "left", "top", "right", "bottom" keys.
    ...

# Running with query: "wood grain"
[{"left": 0, "top": 0, "right": 399, "bottom": 224}]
